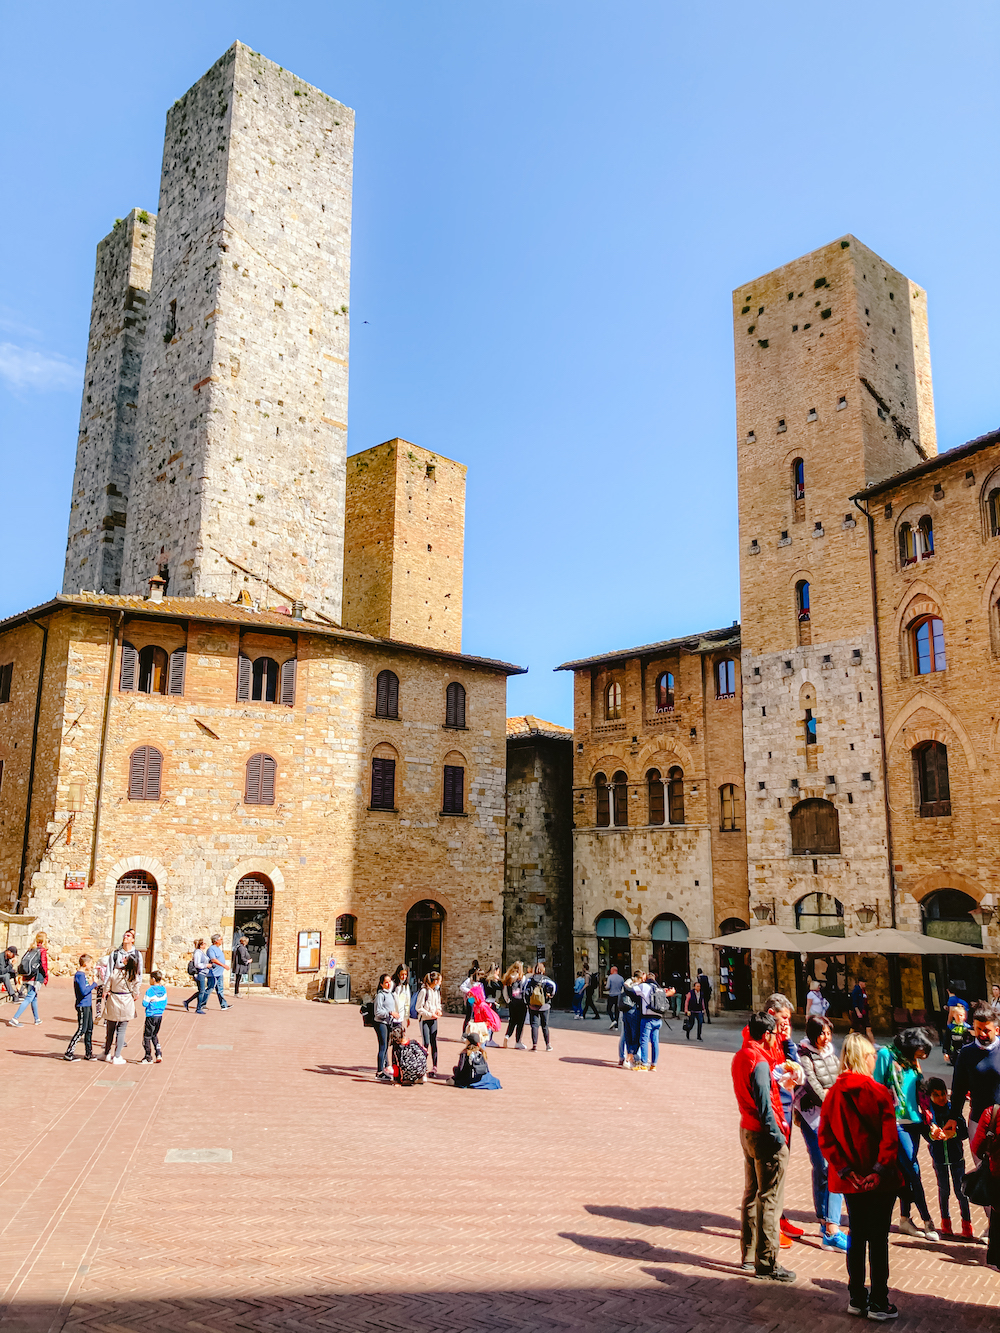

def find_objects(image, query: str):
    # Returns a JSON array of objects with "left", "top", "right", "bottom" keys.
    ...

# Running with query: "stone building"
[
  {"left": 0, "top": 45, "right": 524, "bottom": 999},
  {"left": 503, "top": 716, "right": 573, "bottom": 996},
  {"left": 556, "top": 627, "right": 750, "bottom": 1003}
]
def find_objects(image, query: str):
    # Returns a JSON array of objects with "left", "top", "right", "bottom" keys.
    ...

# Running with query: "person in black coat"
[
  {"left": 232, "top": 936, "right": 253, "bottom": 996},
  {"left": 1, "top": 947, "right": 20, "bottom": 1001},
  {"left": 697, "top": 968, "right": 713, "bottom": 1025}
]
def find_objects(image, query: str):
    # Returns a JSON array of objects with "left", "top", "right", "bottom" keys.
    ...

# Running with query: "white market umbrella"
[
  {"left": 821, "top": 927, "right": 996, "bottom": 957},
  {"left": 706, "top": 924, "right": 811, "bottom": 951}
]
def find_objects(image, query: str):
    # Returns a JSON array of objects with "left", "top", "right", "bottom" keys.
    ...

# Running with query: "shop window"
[
  {"left": 595, "top": 772, "right": 610, "bottom": 827},
  {"left": 790, "top": 797, "right": 840, "bottom": 855},
  {"left": 912, "top": 615, "right": 946, "bottom": 675},
  {"left": 612, "top": 770, "right": 628, "bottom": 826},
  {"left": 915, "top": 740, "right": 951, "bottom": 816},
  {"left": 668, "top": 766, "right": 685, "bottom": 824},
  {"left": 606, "top": 681, "right": 622, "bottom": 720},
  {"left": 795, "top": 891, "right": 845, "bottom": 936},
  {"left": 127, "top": 746, "right": 162, "bottom": 801},
  {"left": 376, "top": 670, "right": 399, "bottom": 718},
  {"left": 715, "top": 658, "right": 736, "bottom": 699},
  {"left": 245, "top": 752, "right": 277, "bottom": 805},
  {"left": 655, "top": 672, "right": 674, "bottom": 712},
  {"left": 445, "top": 681, "right": 466, "bottom": 728},
  {"left": 647, "top": 769, "right": 664, "bottom": 825}
]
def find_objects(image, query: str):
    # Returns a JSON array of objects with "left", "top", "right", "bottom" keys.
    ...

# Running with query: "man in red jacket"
[{"left": 731, "top": 1011, "right": 795, "bottom": 1282}]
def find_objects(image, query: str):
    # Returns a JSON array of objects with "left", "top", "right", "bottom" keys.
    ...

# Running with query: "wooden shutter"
[
  {"left": 245, "top": 753, "right": 263, "bottom": 803},
  {"left": 376, "top": 670, "right": 399, "bottom": 718},
  {"left": 279, "top": 658, "right": 297, "bottom": 707},
  {"left": 668, "top": 769, "right": 684, "bottom": 825},
  {"left": 648, "top": 775, "right": 664, "bottom": 825},
  {"left": 443, "top": 764, "right": 464, "bottom": 813},
  {"left": 0, "top": 662, "right": 12, "bottom": 703},
  {"left": 260, "top": 755, "right": 276, "bottom": 805},
  {"left": 596, "top": 778, "right": 610, "bottom": 827},
  {"left": 0, "top": 758, "right": 5, "bottom": 793},
  {"left": 167, "top": 647, "right": 186, "bottom": 696},
  {"left": 446, "top": 682, "right": 466, "bottom": 728},
  {"left": 372, "top": 757, "right": 395, "bottom": 809},
  {"left": 145, "top": 747, "right": 162, "bottom": 799},
  {"left": 613, "top": 778, "right": 628, "bottom": 826},
  {"left": 792, "top": 799, "right": 840, "bottom": 854},
  {"left": 128, "top": 746, "right": 161, "bottom": 801},
  {"left": 236, "top": 653, "right": 252, "bottom": 701},
  {"left": 120, "top": 643, "right": 138, "bottom": 692},
  {"left": 919, "top": 743, "right": 951, "bottom": 817}
]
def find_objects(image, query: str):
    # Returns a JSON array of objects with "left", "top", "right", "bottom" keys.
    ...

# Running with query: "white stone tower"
[{"left": 119, "top": 43, "right": 354, "bottom": 616}]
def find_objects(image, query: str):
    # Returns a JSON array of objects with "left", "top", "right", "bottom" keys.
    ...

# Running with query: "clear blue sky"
[{"left": 1, "top": 3, "right": 996, "bottom": 726}]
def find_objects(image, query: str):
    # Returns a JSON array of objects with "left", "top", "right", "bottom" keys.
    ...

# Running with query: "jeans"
[
  {"left": 799, "top": 1117, "right": 843, "bottom": 1226},
  {"left": 103, "top": 1019, "right": 128, "bottom": 1058},
  {"left": 639, "top": 1015, "right": 661, "bottom": 1067},
  {"left": 66, "top": 1006, "right": 94, "bottom": 1057},
  {"left": 505, "top": 999, "right": 526, "bottom": 1041},
  {"left": 143, "top": 1015, "right": 163, "bottom": 1059},
  {"left": 12, "top": 986, "right": 39, "bottom": 1023},
  {"left": 897, "top": 1122, "right": 931, "bottom": 1221},
  {"left": 200, "top": 972, "right": 229, "bottom": 1011},
  {"left": 572, "top": 992, "right": 583, "bottom": 1016},
  {"left": 187, "top": 972, "right": 208, "bottom": 1009},
  {"left": 420, "top": 1018, "right": 438, "bottom": 1066},
  {"left": 528, "top": 1009, "right": 550, "bottom": 1047},
  {"left": 374, "top": 1020, "right": 390, "bottom": 1073},
  {"left": 740, "top": 1129, "right": 788, "bottom": 1271},
  {"left": 845, "top": 1189, "right": 896, "bottom": 1310},
  {"left": 622, "top": 1009, "right": 640, "bottom": 1057},
  {"left": 685, "top": 1012, "right": 704, "bottom": 1040},
  {"left": 932, "top": 1155, "right": 971, "bottom": 1221}
]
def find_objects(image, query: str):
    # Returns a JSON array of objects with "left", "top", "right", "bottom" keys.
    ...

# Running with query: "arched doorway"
[
  {"left": 596, "top": 911, "right": 631, "bottom": 981},
  {"left": 650, "top": 913, "right": 689, "bottom": 993},
  {"left": 405, "top": 900, "right": 444, "bottom": 982},
  {"left": 792, "top": 892, "right": 849, "bottom": 1016},
  {"left": 233, "top": 874, "right": 273, "bottom": 986},
  {"left": 921, "top": 889, "right": 986, "bottom": 1013},
  {"left": 718, "top": 916, "right": 752, "bottom": 1009},
  {"left": 112, "top": 871, "right": 157, "bottom": 972}
]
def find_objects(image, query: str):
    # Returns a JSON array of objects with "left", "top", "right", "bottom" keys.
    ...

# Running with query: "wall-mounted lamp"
[
  {"left": 971, "top": 904, "right": 995, "bottom": 928},
  {"left": 855, "top": 904, "right": 878, "bottom": 926},
  {"left": 752, "top": 902, "right": 773, "bottom": 922}
]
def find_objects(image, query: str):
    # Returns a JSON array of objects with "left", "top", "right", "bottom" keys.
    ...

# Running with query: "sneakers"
[
  {"left": 822, "top": 1229, "right": 849, "bottom": 1251},
  {"left": 34, "top": 1019, "right": 42, "bottom": 1025},
  {"left": 515, "top": 1042, "right": 526, "bottom": 1050},
  {"left": 780, "top": 1217, "right": 804, "bottom": 1239},
  {"left": 64, "top": 1053, "right": 78, "bottom": 1062},
  {"left": 139, "top": 1057, "right": 154, "bottom": 1064},
  {"left": 779, "top": 1232, "right": 793, "bottom": 1250},
  {"left": 485, "top": 1038, "right": 498, "bottom": 1047},
  {"left": 740, "top": 1260, "right": 755, "bottom": 1273},
  {"left": 84, "top": 1053, "right": 98, "bottom": 1061},
  {"left": 897, "top": 1217, "right": 924, "bottom": 1238},
  {"left": 755, "top": 1265, "right": 796, "bottom": 1283},
  {"left": 867, "top": 1303, "right": 899, "bottom": 1321},
  {"left": 155, "top": 1054, "right": 162, "bottom": 1063},
  {"left": 847, "top": 1296, "right": 869, "bottom": 1317},
  {"left": 545, "top": 1044, "right": 552, "bottom": 1052},
  {"left": 922, "top": 1223, "right": 939, "bottom": 1242},
  {"left": 111, "top": 1056, "right": 126, "bottom": 1065},
  {"left": 6, "top": 1020, "right": 20, "bottom": 1028},
  {"left": 940, "top": 1219, "right": 954, "bottom": 1236}
]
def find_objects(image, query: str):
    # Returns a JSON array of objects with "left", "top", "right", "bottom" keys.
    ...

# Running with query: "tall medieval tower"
[
  {"left": 64, "top": 44, "right": 354, "bottom": 619},
  {"left": 735, "top": 236, "right": 935, "bottom": 956}
]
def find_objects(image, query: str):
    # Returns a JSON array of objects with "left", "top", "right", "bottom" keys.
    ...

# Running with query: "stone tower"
[
  {"left": 342, "top": 439, "right": 465, "bottom": 649},
  {"left": 119, "top": 43, "right": 354, "bottom": 617},
  {"left": 63, "top": 210, "right": 156, "bottom": 594},
  {"left": 735, "top": 235, "right": 936, "bottom": 953}
]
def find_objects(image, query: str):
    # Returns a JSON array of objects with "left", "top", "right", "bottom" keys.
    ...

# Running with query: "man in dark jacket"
[
  {"left": 0, "top": 947, "right": 19, "bottom": 1000},
  {"left": 731, "top": 1011, "right": 796, "bottom": 1283},
  {"left": 697, "top": 968, "right": 713, "bottom": 1024},
  {"left": 947, "top": 1002, "right": 1000, "bottom": 1142}
]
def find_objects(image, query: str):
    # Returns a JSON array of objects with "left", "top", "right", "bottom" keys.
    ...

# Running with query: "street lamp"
[
  {"left": 970, "top": 904, "right": 995, "bottom": 928},
  {"left": 752, "top": 902, "right": 772, "bottom": 922},
  {"left": 855, "top": 904, "right": 878, "bottom": 926}
]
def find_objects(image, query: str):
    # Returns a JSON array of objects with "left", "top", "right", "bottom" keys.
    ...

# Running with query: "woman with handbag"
[
  {"left": 819, "top": 1032, "right": 902, "bottom": 1321},
  {"left": 524, "top": 961, "right": 556, "bottom": 1052},
  {"left": 796, "top": 1016, "right": 847, "bottom": 1250},
  {"left": 969, "top": 1095, "right": 1000, "bottom": 1271},
  {"left": 502, "top": 962, "right": 527, "bottom": 1049},
  {"left": 102, "top": 953, "right": 140, "bottom": 1063}
]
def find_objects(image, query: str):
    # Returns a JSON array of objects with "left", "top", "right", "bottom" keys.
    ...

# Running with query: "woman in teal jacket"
[{"left": 873, "top": 1027, "right": 938, "bottom": 1241}]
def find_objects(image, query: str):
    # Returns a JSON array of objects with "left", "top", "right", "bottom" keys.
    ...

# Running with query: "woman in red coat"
[
  {"left": 819, "top": 1033, "right": 901, "bottom": 1322},
  {"left": 970, "top": 1103, "right": 1000, "bottom": 1271}
]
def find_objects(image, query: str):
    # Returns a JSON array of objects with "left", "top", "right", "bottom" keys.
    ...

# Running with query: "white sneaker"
[
  {"left": 139, "top": 1057, "right": 154, "bottom": 1064},
  {"left": 34, "top": 1019, "right": 42, "bottom": 1025},
  {"left": 922, "top": 1225, "right": 939, "bottom": 1242},
  {"left": 515, "top": 1042, "right": 526, "bottom": 1049},
  {"left": 111, "top": 1056, "right": 126, "bottom": 1065},
  {"left": 897, "top": 1218, "right": 924, "bottom": 1238},
  {"left": 6, "top": 1020, "right": 20, "bottom": 1028}
]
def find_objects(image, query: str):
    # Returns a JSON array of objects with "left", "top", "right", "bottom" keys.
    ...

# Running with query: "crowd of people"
[{"left": 732, "top": 990, "right": 1000, "bottom": 1318}]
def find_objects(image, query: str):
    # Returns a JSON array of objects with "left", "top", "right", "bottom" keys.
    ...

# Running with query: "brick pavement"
[{"left": 0, "top": 981, "right": 995, "bottom": 1332}]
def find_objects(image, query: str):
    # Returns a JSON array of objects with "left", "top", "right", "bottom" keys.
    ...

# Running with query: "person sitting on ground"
[
  {"left": 452, "top": 1032, "right": 501, "bottom": 1090},
  {"left": 390, "top": 1025, "right": 429, "bottom": 1086},
  {"left": 923, "top": 1076, "right": 975, "bottom": 1240},
  {"left": 0, "top": 947, "right": 19, "bottom": 1001}
]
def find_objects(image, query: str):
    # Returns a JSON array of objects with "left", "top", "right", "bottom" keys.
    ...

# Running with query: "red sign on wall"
[{"left": 65, "top": 873, "right": 86, "bottom": 891}]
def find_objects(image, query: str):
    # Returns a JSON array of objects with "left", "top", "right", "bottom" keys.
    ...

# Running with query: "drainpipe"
[
  {"left": 16, "top": 618, "right": 50, "bottom": 913},
  {"left": 89, "top": 613, "right": 124, "bottom": 888},
  {"left": 852, "top": 495, "right": 897, "bottom": 929}
]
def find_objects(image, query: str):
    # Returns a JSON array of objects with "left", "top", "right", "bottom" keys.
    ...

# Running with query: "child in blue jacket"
[
  {"left": 141, "top": 970, "right": 168, "bottom": 1064},
  {"left": 925, "top": 1076, "right": 974, "bottom": 1239}
]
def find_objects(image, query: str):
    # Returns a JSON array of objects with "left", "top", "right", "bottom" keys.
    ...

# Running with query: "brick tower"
[
  {"left": 735, "top": 236, "right": 936, "bottom": 977},
  {"left": 342, "top": 439, "right": 465, "bottom": 649},
  {"left": 63, "top": 210, "right": 156, "bottom": 594},
  {"left": 118, "top": 43, "right": 354, "bottom": 617}
]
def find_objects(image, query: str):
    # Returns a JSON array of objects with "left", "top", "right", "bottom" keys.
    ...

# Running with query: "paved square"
[{"left": 0, "top": 983, "right": 996, "bottom": 1331}]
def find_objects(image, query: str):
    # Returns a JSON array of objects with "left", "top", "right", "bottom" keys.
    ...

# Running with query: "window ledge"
[
  {"left": 334, "top": 940, "right": 357, "bottom": 947},
  {"left": 442, "top": 724, "right": 468, "bottom": 731},
  {"left": 716, "top": 692, "right": 736, "bottom": 701},
  {"left": 367, "top": 806, "right": 399, "bottom": 814},
  {"left": 372, "top": 713, "right": 401, "bottom": 722},
  {"left": 439, "top": 810, "right": 468, "bottom": 817}
]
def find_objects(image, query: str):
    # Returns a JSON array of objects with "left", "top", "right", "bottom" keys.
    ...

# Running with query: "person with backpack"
[
  {"left": 697, "top": 968, "right": 714, "bottom": 1024},
  {"left": 183, "top": 939, "right": 211, "bottom": 1012},
  {"left": 524, "top": 961, "right": 556, "bottom": 1051},
  {"left": 102, "top": 953, "right": 140, "bottom": 1062},
  {"left": 415, "top": 971, "right": 443, "bottom": 1076},
  {"left": 637, "top": 971, "right": 674, "bottom": 1071},
  {"left": 502, "top": 961, "right": 527, "bottom": 1048},
  {"left": 684, "top": 979, "right": 707, "bottom": 1042},
  {"left": 581, "top": 968, "right": 601, "bottom": 1020},
  {"left": 618, "top": 970, "right": 643, "bottom": 1068},
  {"left": 452, "top": 1031, "right": 501, "bottom": 1089},
  {"left": 109, "top": 929, "right": 143, "bottom": 985},
  {"left": 390, "top": 1025, "right": 430, "bottom": 1085},
  {"left": 231, "top": 936, "right": 252, "bottom": 996},
  {"left": 7, "top": 932, "right": 49, "bottom": 1027},
  {"left": 390, "top": 963, "right": 411, "bottom": 1031}
]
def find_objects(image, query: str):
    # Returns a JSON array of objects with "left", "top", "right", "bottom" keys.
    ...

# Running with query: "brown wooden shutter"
[
  {"left": 668, "top": 768, "right": 685, "bottom": 825},
  {"left": 145, "top": 747, "right": 162, "bottom": 799},
  {"left": 260, "top": 755, "right": 276, "bottom": 805},
  {"left": 919, "top": 743, "right": 951, "bottom": 816},
  {"left": 371, "top": 757, "right": 395, "bottom": 809},
  {"left": 596, "top": 777, "right": 610, "bottom": 827},
  {"left": 236, "top": 653, "right": 252, "bottom": 701},
  {"left": 613, "top": 777, "right": 628, "bottom": 826},
  {"left": 379, "top": 670, "right": 399, "bottom": 718},
  {"left": 648, "top": 775, "right": 664, "bottom": 825},
  {"left": 128, "top": 746, "right": 162, "bottom": 800},
  {"left": 279, "top": 658, "right": 297, "bottom": 707},
  {"left": 443, "top": 764, "right": 464, "bottom": 813},
  {"left": 120, "top": 643, "right": 138, "bottom": 692},
  {"left": 371, "top": 758, "right": 384, "bottom": 808},
  {"left": 167, "top": 647, "right": 186, "bottom": 696},
  {"left": 245, "top": 753, "right": 263, "bottom": 803},
  {"left": 0, "top": 662, "right": 12, "bottom": 703},
  {"left": 376, "top": 671, "right": 389, "bottom": 716},
  {"left": 446, "top": 682, "right": 466, "bottom": 728}
]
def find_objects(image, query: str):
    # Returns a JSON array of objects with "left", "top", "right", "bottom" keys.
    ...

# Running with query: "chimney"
[
  {"left": 147, "top": 575, "right": 166, "bottom": 603},
  {"left": 291, "top": 599, "right": 305, "bottom": 620}
]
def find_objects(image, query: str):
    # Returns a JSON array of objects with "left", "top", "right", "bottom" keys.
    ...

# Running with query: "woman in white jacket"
[
  {"left": 102, "top": 954, "right": 140, "bottom": 1063},
  {"left": 415, "top": 971, "right": 443, "bottom": 1076}
]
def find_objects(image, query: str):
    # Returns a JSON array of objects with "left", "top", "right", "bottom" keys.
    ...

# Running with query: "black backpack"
[
  {"left": 396, "top": 1040, "right": 428, "bottom": 1086},
  {"left": 18, "top": 947, "right": 41, "bottom": 981},
  {"left": 360, "top": 1000, "right": 375, "bottom": 1028},
  {"left": 187, "top": 959, "right": 197, "bottom": 977},
  {"left": 619, "top": 986, "right": 638, "bottom": 1013}
]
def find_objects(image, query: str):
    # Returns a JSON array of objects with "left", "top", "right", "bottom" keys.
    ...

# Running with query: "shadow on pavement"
[{"left": 585, "top": 1203, "right": 740, "bottom": 1234}]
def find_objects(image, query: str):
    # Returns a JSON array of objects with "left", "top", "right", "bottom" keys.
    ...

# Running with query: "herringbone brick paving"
[{"left": 0, "top": 983, "right": 996, "bottom": 1331}]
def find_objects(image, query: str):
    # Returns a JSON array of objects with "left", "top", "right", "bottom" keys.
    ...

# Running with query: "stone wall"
[
  {"left": 119, "top": 43, "right": 353, "bottom": 619},
  {"left": 63, "top": 210, "right": 155, "bottom": 595}
]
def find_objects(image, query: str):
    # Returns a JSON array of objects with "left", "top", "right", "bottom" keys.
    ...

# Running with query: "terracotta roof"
[
  {"left": 554, "top": 624, "right": 740, "bottom": 672},
  {"left": 506, "top": 714, "right": 573, "bottom": 741},
  {"left": 0, "top": 593, "right": 527, "bottom": 675},
  {"left": 853, "top": 427, "right": 1000, "bottom": 501}
]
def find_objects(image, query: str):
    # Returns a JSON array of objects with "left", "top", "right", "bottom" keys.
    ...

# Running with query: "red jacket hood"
[{"left": 818, "top": 1071, "right": 899, "bottom": 1194}]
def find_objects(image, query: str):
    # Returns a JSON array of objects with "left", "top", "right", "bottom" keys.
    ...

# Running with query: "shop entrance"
[
  {"left": 112, "top": 871, "right": 157, "bottom": 972},
  {"left": 650, "top": 913, "right": 689, "bottom": 992},
  {"left": 596, "top": 911, "right": 632, "bottom": 983},
  {"left": 922, "top": 889, "right": 987, "bottom": 1013},
  {"left": 405, "top": 900, "right": 444, "bottom": 982},
  {"left": 233, "top": 874, "right": 273, "bottom": 986},
  {"left": 717, "top": 919, "right": 752, "bottom": 1009}
]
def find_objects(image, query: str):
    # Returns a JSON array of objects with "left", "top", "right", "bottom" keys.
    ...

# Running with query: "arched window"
[
  {"left": 719, "top": 783, "right": 741, "bottom": 831},
  {"left": 647, "top": 769, "right": 664, "bottom": 825},
  {"left": 790, "top": 797, "right": 840, "bottom": 855},
  {"left": 796, "top": 580, "right": 810, "bottom": 621},
  {"left": 655, "top": 672, "right": 674, "bottom": 712},
  {"left": 371, "top": 751, "right": 396, "bottom": 809},
  {"left": 715, "top": 659, "right": 736, "bottom": 698},
  {"left": 805, "top": 708, "right": 817, "bottom": 745},
  {"left": 793, "top": 458, "right": 805, "bottom": 501},
  {"left": 651, "top": 913, "right": 689, "bottom": 942},
  {"left": 918, "top": 515, "right": 934, "bottom": 558},
  {"left": 720, "top": 917, "right": 749, "bottom": 935},
  {"left": 668, "top": 766, "right": 685, "bottom": 824},
  {"left": 795, "top": 891, "right": 846, "bottom": 937},
  {"left": 376, "top": 670, "right": 399, "bottom": 719},
  {"left": 923, "top": 889, "right": 982, "bottom": 948},
  {"left": 912, "top": 615, "right": 946, "bottom": 674},
  {"left": 120, "top": 643, "right": 186, "bottom": 696},
  {"left": 606, "top": 681, "right": 622, "bottom": 720},
  {"left": 990, "top": 488, "right": 1000, "bottom": 538},
  {"left": 128, "top": 746, "right": 162, "bottom": 800},
  {"left": 113, "top": 870, "right": 157, "bottom": 970},
  {"left": 245, "top": 752, "right": 277, "bottom": 805},
  {"left": 445, "top": 681, "right": 466, "bottom": 728},
  {"left": 236, "top": 655, "right": 295, "bottom": 705},
  {"left": 898, "top": 522, "right": 917, "bottom": 567},
  {"left": 594, "top": 772, "right": 610, "bottom": 827},
  {"left": 612, "top": 770, "right": 628, "bottom": 826},
  {"left": 335, "top": 913, "right": 357, "bottom": 945},
  {"left": 596, "top": 911, "right": 630, "bottom": 938},
  {"left": 915, "top": 741, "right": 951, "bottom": 817}
]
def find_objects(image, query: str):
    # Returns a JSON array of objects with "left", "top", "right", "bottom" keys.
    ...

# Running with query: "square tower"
[
  {"left": 119, "top": 43, "right": 354, "bottom": 617},
  {"left": 63, "top": 209, "right": 156, "bottom": 594},
  {"left": 735, "top": 236, "right": 936, "bottom": 977},
  {"left": 342, "top": 439, "right": 465, "bottom": 650}
]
